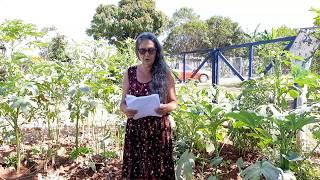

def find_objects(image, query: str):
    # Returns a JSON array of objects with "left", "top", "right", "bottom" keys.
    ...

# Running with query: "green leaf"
[
  {"left": 255, "top": 128, "right": 272, "bottom": 140},
  {"left": 206, "top": 141, "right": 215, "bottom": 154},
  {"left": 70, "top": 147, "right": 93, "bottom": 160},
  {"left": 12, "top": 52, "right": 28, "bottom": 61},
  {"left": 285, "top": 114, "right": 315, "bottom": 132},
  {"left": 207, "top": 175, "right": 217, "bottom": 180},
  {"left": 236, "top": 157, "right": 244, "bottom": 172},
  {"left": 210, "top": 156, "right": 223, "bottom": 167},
  {"left": 9, "top": 96, "right": 38, "bottom": 113},
  {"left": 313, "top": 127, "right": 320, "bottom": 140},
  {"left": 175, "top": 149, "right": 195, "bottom": 180},
  {"left": 232, "top": 120, "right": 247, "bottom": 128},
  {"left": 283, "top": 152, "right": 303, "bottom": 162},
  {"left": 240, "top": 160, "right": 283, "bottom": 180},
  {"left": 288, "top": 89, "right": 299, "bottom": 98},
  {"left": 68, "top": 86, "right": 76, "bottom": 96},
  {"left": 227, "top": 111, "right": 264, "bottom": 128},
  {"left": 79, "top": 84, "right": 90, "bottom": 93}
]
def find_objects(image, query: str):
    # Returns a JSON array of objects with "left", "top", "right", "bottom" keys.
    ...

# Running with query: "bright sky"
[{"left": 0, "top": 0, "right": 319, "bottom": 41}]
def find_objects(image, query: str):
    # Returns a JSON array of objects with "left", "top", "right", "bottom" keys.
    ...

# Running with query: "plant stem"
[
  {"left": 48, "top": 118, "right": 52, "bottom": 140},
  {"left": 306, "top": 142, "right": 320, "bottom": 159},
  {"left": 55, "top": 105, "right": 60, "bottom": 145},
  {"left": 14, "top": 108, "right": 21, "bottom": 172},
  {"left": 75, "top": 111, "right": 79, "bottom": 150}
]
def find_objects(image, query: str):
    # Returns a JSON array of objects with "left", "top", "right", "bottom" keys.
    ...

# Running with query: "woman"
[{"left": 120, "top": 32, "right": 177, "bottom": 179}]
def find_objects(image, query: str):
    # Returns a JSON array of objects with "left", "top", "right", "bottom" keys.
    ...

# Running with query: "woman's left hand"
[{"left": 155, "top": 104, "right": 169, "bottom": 116}]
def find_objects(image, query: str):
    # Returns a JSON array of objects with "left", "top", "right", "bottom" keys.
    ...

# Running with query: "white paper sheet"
[{"left": 125, "top": 94, "right": 161, "bottom": 120}]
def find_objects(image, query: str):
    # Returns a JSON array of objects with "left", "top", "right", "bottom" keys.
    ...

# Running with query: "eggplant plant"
[
  {"left": 175, "top": 149, "right": 195, "bottom": 180},
  {"left": 68, "top": 82, "right": 91, "bottom": 150},
  {"left": 32, "top": 62, "right": 69, "bottom": 141},
  {"left": 238, "top": 159, "right": 284, "bottom": 180},
  {"left": 29, "top": 61, "right": 71, "bottom": 167},
  {"left": 0, "top": 79, "right": 39, "bottom": 172},
  {"left": 228, "top": 106, "right": 319, "bottom": 171},
  {"left": 173, "top": 83, "right": 232, "bottom": 178}
]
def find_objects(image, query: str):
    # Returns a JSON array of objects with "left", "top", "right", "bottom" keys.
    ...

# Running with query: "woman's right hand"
[{"left": 124, "top": 108, "right": 138, "bottom": 119}]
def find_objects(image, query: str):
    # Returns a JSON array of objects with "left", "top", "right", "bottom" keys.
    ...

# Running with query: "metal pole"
[
  {"left": 216, "top": 51, "right": 220, "bottom": 84},
  {"left": 211, "top": 51, "right": 217, "bottom": 85},
  {"left": 248, "top": 46, "right": 254, "bottom": 79},
  {"left": 183, "top": 54, "right": 186, "bottom": 82},
  {"left": 218, "top": 51, "right": 245, "bottom": 81}
]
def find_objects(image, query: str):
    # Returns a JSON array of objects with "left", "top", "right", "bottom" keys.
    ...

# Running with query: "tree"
[
  {"left": 164, "top": 20, "right": 209, "bottom": 54},
  {"left": 310, "top": 8, "right": 320, "bottom": 74},
  {"left": 311, "top": 8, "right": 320, "bottom": 27},
  {"left": 206, "top": 16, "right": 245, "bottom": 48},
  {"left": 47, "top": 34, "right": 70, "bottom": 62},
  {"left": 163, "top": 11, "right": 245, "bottom": 54},
  {"left": 164, "top": 8, "right": 209, "bottom": 53},
  {"left": 0, "top": 19, "right": 45, "bottom": 58},
  {"left": 86, "top": 0, "right": 168, "bottom": 45},
  {"left": 249, "top": 26, "right": 297, "bottom": 42},
  {"left": 245, "top": 26, "right": 299, "bottom": 74},
  {"left": 167, "top": 7, "right": 200, "bottom": 31}
]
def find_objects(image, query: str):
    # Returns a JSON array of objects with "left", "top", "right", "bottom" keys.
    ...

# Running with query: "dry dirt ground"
[
  {"left": 1, "top": 123, "right": 320, "bottom": 179},
  {"left": 0, "top": 127, "right": 262, "bottom": 180}
]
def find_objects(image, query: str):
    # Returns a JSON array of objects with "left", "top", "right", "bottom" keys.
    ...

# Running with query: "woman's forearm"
[
  {"left": 120, "top": 101, "right": 127, "bottom": 113},
  {"left": 166, "top": 100, "right": 178, "bottom": 113}
]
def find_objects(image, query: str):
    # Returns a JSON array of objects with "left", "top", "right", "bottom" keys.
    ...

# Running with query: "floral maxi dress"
[{"left": 122, "top": 66, "right": 175, "bottom": 179}]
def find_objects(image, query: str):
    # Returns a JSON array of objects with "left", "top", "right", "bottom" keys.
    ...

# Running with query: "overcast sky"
[{"left": 0, "top": 0, "right": 319, "bottom": 41}]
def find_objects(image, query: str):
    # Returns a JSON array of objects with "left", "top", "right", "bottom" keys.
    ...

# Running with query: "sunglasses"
[{"left": 138, "top": 48, "right": 157, "bottom": 55}]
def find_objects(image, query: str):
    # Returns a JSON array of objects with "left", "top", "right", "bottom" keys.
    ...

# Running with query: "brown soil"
[{"left": 1, "top": 127, "right": 319, "bottom": 179}]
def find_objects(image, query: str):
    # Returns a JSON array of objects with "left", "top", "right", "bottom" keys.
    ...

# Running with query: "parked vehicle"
[{"left": 172, "top": 64, "right": 211, "bottom": 83}]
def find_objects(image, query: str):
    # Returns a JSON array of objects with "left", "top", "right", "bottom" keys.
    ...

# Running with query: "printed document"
[{"left": 125, "top": 94, "right": 161, "bottom": 120}]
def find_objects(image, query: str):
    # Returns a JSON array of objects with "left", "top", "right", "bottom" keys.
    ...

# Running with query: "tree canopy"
[
  {"left": 86, "top": 0, "right": 168, "bottom": 46},
  {"left": 47, "top": 34, "right": 70, "bottom": 62},
  {"left": 166, "top": 7, "right": 200, "bottom": 31},
  {"left": 0, "top": 19, "right": 45, "bottom": 56},
  {"left": 163, "top": 8, "right": 245, "bottom": 54},
  {"left": 310, "top": 8, "right": 320, "bottom": 74},
  {"left": 164, "top": 20, "right": 209, "bottom": 53},
  {"left": 206, "top": 16, "right": 245, "bottom": 48}
]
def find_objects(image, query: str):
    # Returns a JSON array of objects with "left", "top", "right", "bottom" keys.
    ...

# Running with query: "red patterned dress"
[{"left": 122, "top": 66, "right": 175, "bottom": 179}]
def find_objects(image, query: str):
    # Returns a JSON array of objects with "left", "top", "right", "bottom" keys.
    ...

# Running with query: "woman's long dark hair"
[{"left": 135, "top": 32, "right": 168, "bottom": 103}]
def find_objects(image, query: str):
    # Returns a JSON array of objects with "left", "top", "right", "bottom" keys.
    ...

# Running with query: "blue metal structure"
[
  {"left": 175, "top": 27, "right": 320, "bottom": 86},
  {"left": 0, "top": 42, "right": 6, "bottom": 55}
]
